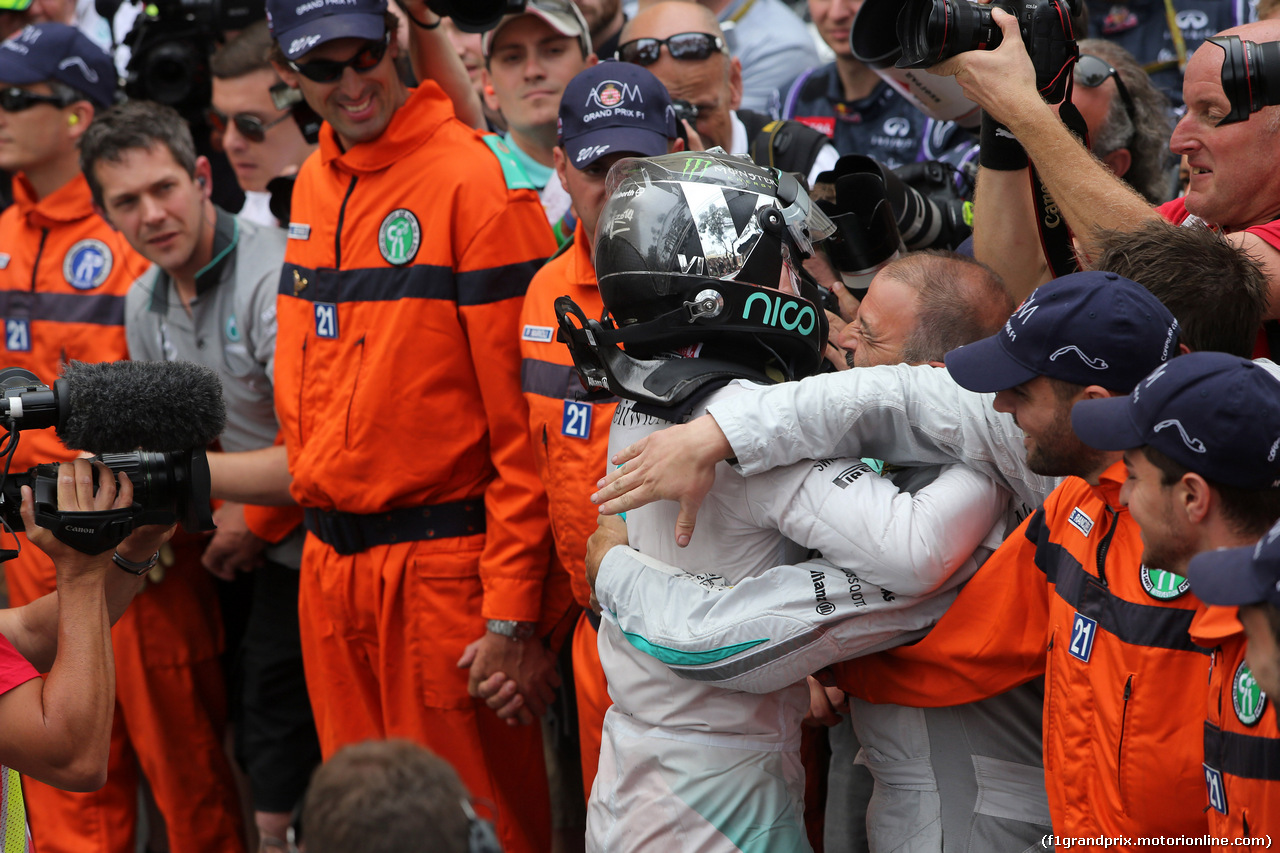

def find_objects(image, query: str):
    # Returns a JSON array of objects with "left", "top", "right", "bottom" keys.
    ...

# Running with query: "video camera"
[
  {"left": 1208, "top": 35, "right": 1280, "bottom": 125},
  {"left": 0, "top": 365, "right": 220, "bottom": 557},
  {"left": 106, "top": 0, "right": 263, "bottom": 121}
]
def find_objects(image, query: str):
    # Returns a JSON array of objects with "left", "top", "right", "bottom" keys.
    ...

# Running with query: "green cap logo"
[
  {"left": 1233, "top": 661, "right": 1267, "bottom": 726},
  {"left": 378, "top": 209, "right": 421, "bottom": 266},
  {"left": 1140, "top": 565, "right": 1190, "bottom": 600}
]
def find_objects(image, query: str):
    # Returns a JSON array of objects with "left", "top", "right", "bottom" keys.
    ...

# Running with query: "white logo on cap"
[
  {"left": 1176, "top": 9, "right": 1209, "bottom": 29},
  {"left": 1154, "top": 419, "right": 1207, "bottom": 453},
  {"left": 58, "top": 56, "right": 99, "bottom": 83},
  {"left": 1003, "top": 292, "right": 1039, "bottom": 341},
  {"left": 289, "top": 34, "right": 322, "bottom": 55},
  {"left": 1270, "top": 436, "right": 1280, "bottom": 463},
  {"left": 586, "top": 80, "right": 642, "bottom": 110},
  {"left": 1049, "top": 345, "right": 1109, "bottom": 370},
  {"left": 575, "top": 144, "right": 610, "bottom": 163}
]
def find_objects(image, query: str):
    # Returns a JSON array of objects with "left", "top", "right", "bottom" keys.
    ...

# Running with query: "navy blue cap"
[
  {"left": 266, "top": 0, "right": 387, "bottom": 61},
  {"left": 557, "top": 62, "right": 679, "bottom": 169},
  {"left": 1071, "top": 352, "right": 1280, "bottom": 489},
  {"left": 1188, "top": 519, "right": 1280, "bottom": 608},
  {"left": 0, "top": 23, "right": 116, "bottom": 109},
  {"left": 944, "top": 271, "right": 1180, "bottom": 394}
]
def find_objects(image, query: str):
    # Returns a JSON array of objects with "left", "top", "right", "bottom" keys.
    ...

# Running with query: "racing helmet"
[{"left": 592, "top": 150, "right": 835, "bottom": 381}]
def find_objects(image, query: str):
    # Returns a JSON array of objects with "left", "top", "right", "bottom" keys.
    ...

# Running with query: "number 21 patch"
[
  {"left": 563, "top": 400, "right": 591, "bottom": 439},
  {"left": 1068, "top": 612, "right": 1097, "bottom": 662}
]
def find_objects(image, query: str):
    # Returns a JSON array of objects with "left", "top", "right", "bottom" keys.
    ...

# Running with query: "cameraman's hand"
[
  {"left": 202, "top": 502, "right": 267, "bottom": 581},
  {"left": 931, "top": 9, "right": 1042, "bottom": 127},
  {"left": 21, "top": 460, "right": 128, "bottom": 579}
]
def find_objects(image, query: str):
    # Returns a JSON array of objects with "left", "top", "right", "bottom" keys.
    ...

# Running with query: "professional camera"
[
  {"left": 852, "top": 0, "right": 1081, "bottom": 108},
  {"left": 426, "top": 0, "right": 525, "bottom": 32},
  {"left": 0, "top": 449, "right": 214, "bottom": 555},
  {"left": 106, "top": 0, "right": 264, "bottom": 120},
  {"left": 1208, "top": 35, "right": 1280, "bottom": 125},
  {"left": 820, "top": 155, "right": 972, "bottom": 255},
  {"left": 0, "top": 363, "right": 222, "bottom": 555}
]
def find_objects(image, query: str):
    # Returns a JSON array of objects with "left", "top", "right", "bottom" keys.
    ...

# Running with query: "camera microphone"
[{"left": 0, "top": 360, "right": 226, "bottom": 454}]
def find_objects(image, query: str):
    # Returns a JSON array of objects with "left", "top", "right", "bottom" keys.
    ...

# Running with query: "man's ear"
[
  {"left": 481, "top": 68, "right": 501, "bottom": 113},
  {"left": 194, "top": 156, "right": 214, "bottom": 197},
  {"left": 727, "top": 56, "right": 743, "bottom": 111},
  {"left": 1080, "top": 384, "right": 1114, "bottom": 402},
  {"left": 553, "top": 145, "right": 570, "bottom": 192},
  {"left": 1180, "top": 471, "right": 1213, "bottom": 525},
  {"left": 272, "top": 60, "right": 301, "bottom": 89},
  {"left": 1100, "top": 147, "right": 1132, "bottom": 180},
  {"left": 670, "top": 137, "right": 686, "bottom": 153},
  {"left": 586, "top": 52, "right": 599, "bottom": 68}
]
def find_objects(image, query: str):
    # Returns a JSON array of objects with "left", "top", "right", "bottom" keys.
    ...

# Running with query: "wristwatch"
[{"left": 486, "top": 619, "right": 536, "bottom": 641}]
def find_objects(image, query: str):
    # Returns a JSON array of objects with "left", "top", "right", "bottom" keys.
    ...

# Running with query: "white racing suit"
[{"left": 587, "top": 383, "right": 1007, "bottom": 853}]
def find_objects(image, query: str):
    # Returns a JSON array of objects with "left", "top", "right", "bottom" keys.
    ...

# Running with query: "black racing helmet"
[{"left": 593, "top": 150, "right": 836, "bottom": 382}]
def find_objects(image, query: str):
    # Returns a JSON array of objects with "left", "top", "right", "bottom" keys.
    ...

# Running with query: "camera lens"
[
  {"left": 1211, "top": 35, "right": 1280, "bottom": 125},
  {"left": 897, "top": 0, "right": 1003, "bottom": 68}
]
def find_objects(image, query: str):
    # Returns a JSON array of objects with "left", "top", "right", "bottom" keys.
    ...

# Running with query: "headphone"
[
  {"left": 197, "top": 176, "right": 207, "bottom": 189},
  {"left": 67, "top": 114, "right": 79, "bottom": 126}
]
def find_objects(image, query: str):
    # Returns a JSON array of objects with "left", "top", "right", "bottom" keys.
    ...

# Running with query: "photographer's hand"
[{"left": 931, "top": 10, "right": 1044, "bottom": 129}]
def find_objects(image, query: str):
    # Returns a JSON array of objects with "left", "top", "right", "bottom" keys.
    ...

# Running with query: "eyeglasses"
[
  {"left": 287, "top": 33, "right": 390, "bottom": 84},
  {"left": 205, "top": 107, "right": 291, "bottom": 143},
  {"left": 0, "top": 87, "right": 71, "bottom": 113},
  {"left": 1075, "top": 54, "right": 1137, "bottom": 127},
  {"left": 616, "top": 32, "right": 727, "bottom": 66}
]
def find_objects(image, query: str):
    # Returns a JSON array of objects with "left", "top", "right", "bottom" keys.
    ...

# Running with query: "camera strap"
[
  {"left": 35, "top": 505, "right": 135, "bottom": 555},
  {"left": 1029, "top": 91, "right": 1089, "bottom": 279}
]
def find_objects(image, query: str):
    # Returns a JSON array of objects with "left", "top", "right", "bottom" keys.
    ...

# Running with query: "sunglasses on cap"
[
  {"left": 1075, "top": 54, "right": 1137, "bottom": 126},
  {"left": 0, "top": 86, "right": 72, "bottom": 113},
  {"left": 616, "top": 32, "right": 727, "bottom": 66},
  {"left": 205, "top": 107, "right": 291, "bottom": 143},
  {"left": 287, "top": 33, "right": 390, "bottom": 84}
]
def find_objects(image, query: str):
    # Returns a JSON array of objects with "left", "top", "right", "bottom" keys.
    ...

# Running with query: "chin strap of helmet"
[{"left": 554, "top": 297, "right": 774, "bottom": 407}]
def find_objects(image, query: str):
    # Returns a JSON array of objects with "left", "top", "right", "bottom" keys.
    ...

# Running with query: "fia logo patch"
[
  {"left": 378, "top": 209, "right": 421, "bottom": 266},
  {"left": 1233, "top": 661, "right": 1268, "bottom": 726},
  {"left": 288, "top": 223, "right": 311, "bottom": 241},
  {"left": 1068, "top": 612, "right": 1097, "bottom": 662},
  {"left": 1140, "top": 565, "right": 1190, "bottom": 600},
  {"left": 63, "top": 239, "right": 113, "bottom": 290},
  {"left": 522, "top": 325, "right": 554, "bottom": 343},
  {"left": 1068, "top": 507, "right": 1093, "bottom": 537},
  {"left": 562, "top": 400, "right": 591, "bottom": 439}
]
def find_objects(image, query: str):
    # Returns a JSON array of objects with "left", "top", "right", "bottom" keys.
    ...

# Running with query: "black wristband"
[
  {"left": 112, "top": 550, "right": 159, "bottom": 576},
  {"left": 979, "top": 112, "right": 1029, "bottom": 171},
  {"left": 401, "top": 6, "right": 440, "bottom": 28}
]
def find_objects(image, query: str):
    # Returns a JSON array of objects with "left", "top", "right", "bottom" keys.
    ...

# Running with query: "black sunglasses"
[
  {"left": 0, "top": 87, "right": 71, "bottom": 113},
  {"left": 287, "top": 33, "right": 390, "bottom": 84},
  {"left": 1075, "top": 54, "right": 1137, "bottom": 126},
  {"left": 205, "top": 107, "right": 291, "bottom": 143},
  {"left": 616, "top": 32, "right": 727, "bottom": 66}
]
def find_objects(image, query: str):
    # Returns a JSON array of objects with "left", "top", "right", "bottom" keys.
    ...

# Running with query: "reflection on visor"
[
  {"left": 604, "top": 150, "right": 838, "bottom": 270},
  {"left": 680, "top": 182, "right": 769, "bottom": 280}
]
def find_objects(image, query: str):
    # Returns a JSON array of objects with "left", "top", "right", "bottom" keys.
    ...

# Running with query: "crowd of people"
[{"left": 0, "top": 0, "right": 1278, "bottom": 850}]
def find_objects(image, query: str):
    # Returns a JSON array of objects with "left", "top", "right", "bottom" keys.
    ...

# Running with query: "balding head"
[
  {"left": 1170, "top": 18, "right": 1280, "bottom": 231},
  {"left": 891, "top": 252, "right": 1013, "bottom": 365},
  {"left": 619, "top": 1, "right": 742, "bottom": 150},
  {"left": 837, "top": 251, "right": 1012, "bottom": 368}
]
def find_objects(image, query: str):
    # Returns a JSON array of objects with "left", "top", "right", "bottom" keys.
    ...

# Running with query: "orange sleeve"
[
  {"left": 837, "top": 506, "right": 1053, "bottom": 707},
  {"left": 457, "top": 195, "right": 557, "bottom": 623}
]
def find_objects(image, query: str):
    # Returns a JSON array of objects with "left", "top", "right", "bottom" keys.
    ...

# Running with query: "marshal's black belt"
[{"left": 304, "top": 500, "right": 486, "bottom": 556}]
